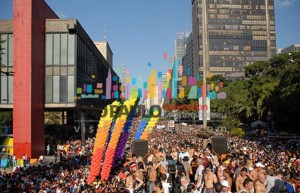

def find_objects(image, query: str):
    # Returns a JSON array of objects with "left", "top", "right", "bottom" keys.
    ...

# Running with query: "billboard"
[{"left": 198, "top": 97, "right": 210, "bottom": 120}]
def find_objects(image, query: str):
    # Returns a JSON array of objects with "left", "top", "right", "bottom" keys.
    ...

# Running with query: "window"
[
  {"left": 68, "top": 76, "right": 74, "bottom": 103},
  {"left": 8, "top": 34, "right": 13, "bottom": 66},
  {"left": 60, "top": 75, "right": 68, "bottom": 103},
  {"left": 1, "top": 76, "right": 7, "bottom": 104},
  {"left": 46, "top": 34, "right": 53, "bottom": 65},
  {"left": 68, "top": 34, "right": 75, "bottom": 65},
  {"left": 53, "top": 76, "right": 60, "bottom": 102},
  {"left": 53, "top": 34, "right": 60, "bottom": 65},
  {"left": 45, "top": 76, "right": 53, "bottom": 103},
  {"left": 61, "top": 34, "right": 67, "bottom": 65}
]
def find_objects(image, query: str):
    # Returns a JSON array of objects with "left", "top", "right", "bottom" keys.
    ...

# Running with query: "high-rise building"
[
  {"left": 182, "top": 33, "right": 194, "bottom": 77},
  {"left": 281, "top": 44, "right": 300, "bottom": 53},
  {"left": 175, "top": 32, "right": 186, "bottom": 68},
  {"left": 192, "top": 0, "right": 276, "bottom": 79}
]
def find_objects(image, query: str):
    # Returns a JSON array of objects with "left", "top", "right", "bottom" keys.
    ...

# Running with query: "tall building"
[
  {"left": 281, "top": 44, "right": 300, "bottom": 53},
  {"left": 175, "top": 32, "right": 186, "bottom": 66},
  {"left": 182, "top": 32, "right": 194, "bottom": 77},
  {"left": 192, "top": 0, "right": 276, "bottom": 79}
]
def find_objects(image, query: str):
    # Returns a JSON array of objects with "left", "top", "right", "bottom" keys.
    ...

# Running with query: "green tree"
[
  {"left": 230, "top": 128, "right": 245, "bottom": 137},
  {"left": 0, "top": 111, "right": 12, "bottom": 126},
  {"left": 45, "top": 112, "right": 62, "bottom": 125}
]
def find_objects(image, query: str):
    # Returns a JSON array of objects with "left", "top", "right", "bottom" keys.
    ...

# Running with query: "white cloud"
[
  {"left": 58, "top": 12, "right": 68, "bottom": 19},
  {"left": 276, "top": 0, "right": 297, "bottom": 7}
]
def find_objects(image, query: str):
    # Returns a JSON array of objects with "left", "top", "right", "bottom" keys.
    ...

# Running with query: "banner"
[{"left": 198, "top": 97, "right": 210, "bottom": 120}]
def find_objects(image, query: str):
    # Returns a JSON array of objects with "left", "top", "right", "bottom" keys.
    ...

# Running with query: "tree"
[
  {"left": 0, "top": 111, "right": 12, "bottom": 126},
  {"left": 45, "top": 112, "right": 62, "bottom": 125}
]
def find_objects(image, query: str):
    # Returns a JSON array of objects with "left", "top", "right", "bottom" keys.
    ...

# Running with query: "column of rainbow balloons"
[
  {"left": 115, "top": 98, "right": 139, "bottom": 160},
  {"left": 87, "top": 101, "right": 121, "bottom": 183},
  {"left": 101, "top": 98, "right": 138, "bottom": 180}
]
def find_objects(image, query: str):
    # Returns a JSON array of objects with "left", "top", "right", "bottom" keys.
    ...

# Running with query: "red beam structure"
[{"left": 13, "top": 0, "right": 58, "bottom": 158}]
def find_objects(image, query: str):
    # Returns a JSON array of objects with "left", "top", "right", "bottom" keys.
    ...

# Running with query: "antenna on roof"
[{"left": 104, "top": 23, "right": 107, "bottom": 40}]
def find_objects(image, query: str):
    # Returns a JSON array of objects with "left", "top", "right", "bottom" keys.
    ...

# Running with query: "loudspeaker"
[
  {"left": 211, "top": 136, "right": 228, "bottom": 156},
  {"left": 132, "top": 140, "right": 148, "bottom": 158}
]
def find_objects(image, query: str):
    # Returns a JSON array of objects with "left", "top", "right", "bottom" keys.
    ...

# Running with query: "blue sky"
[{"left": 0, "top": 0, "right": 299, "bottom": 79}]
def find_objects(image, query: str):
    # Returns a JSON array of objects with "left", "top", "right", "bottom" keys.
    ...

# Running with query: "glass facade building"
[
  {"left": 1, "top": 19, "right": 120, "bottom": 110},
  {"left": 192, "top": 0, "right": 276, "bottom": 78}
]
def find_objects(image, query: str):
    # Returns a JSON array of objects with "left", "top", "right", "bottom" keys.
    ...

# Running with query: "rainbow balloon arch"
[{"left": 87, "top": 97, "right": 160, "bottom": 183}]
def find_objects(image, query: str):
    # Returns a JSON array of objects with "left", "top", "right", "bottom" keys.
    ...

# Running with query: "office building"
[
  {"left": 182, "top": 32, "right": 194, "bottom": 77},
  {"left": 281, "top": 44, "right": 300, "bottom": 53},
  {"left": 192, "top": 0, "right": 276, "bottom": 78}
]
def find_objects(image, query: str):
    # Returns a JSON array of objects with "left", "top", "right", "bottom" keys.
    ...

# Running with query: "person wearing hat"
[
  {"left": 220, "top": 180, "right": 232, "bottom": 193},
  {"left": 223, "top": 169, "right": 232, "bottom": 192},
  {"left": 250, "top": 162, "right": 265, "bottom": 181}
]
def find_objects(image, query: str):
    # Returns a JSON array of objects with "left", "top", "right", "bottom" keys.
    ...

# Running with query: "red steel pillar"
[{"left": 13, "top": 0, "right": 58, "bottom": 158}]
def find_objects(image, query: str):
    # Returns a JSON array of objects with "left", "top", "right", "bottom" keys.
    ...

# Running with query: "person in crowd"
[
  {"left": 254, "top": 172, "right": 266, "bottom": 193},
  {"left": 180, "top": 176, "right": 190, "bottom": 193},
  {"left": 220, "top": 180, "right": 232, "bottom": 193},
  {"left": 194, "top": 158, "right": 205, "bottom": 189},
  {"left": 187, "top": 183, "right": 197, "bottom": 193},
  {"left": 284, "top": 173, "right": 296, "bottom": 193},
  {"left": 204, "top": 165, "right": 218, "bottom": 193},
  {"left": 147, "top": 161, "right": 157, "bottom": 193},
  {"left": 223, "top": 168, "right": 233, "bottom": 191},
  {"left": 235, "top": 167, "right": 249, "bottom": 192},
  {"left": 152, "top": 181, "right": 163, "bottom": 193},
  {"left": 161, "top": 173, "right": 171, "bottom": 193},
  {"left": 238, "top": 178, "right": 254, "bottom": 193},
  {"left": 182, "top": 156, "right": 193, "bottom": 179}
]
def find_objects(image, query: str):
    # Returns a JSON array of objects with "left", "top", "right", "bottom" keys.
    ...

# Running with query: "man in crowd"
[
  {"left": 220, "top": 180, "right": 232, "bottom": 193},
  {"left": 147, "top": 162, "right": 157, "bottom": 193},
  {"left": 238, "top": 178, "right": 254, "bottom": 193},
  {"left": 236, "top": 167, "right": 249, "bottom": 192},
  {"left": 204, "top": 165, "right": 218, "bottom": 193},
  {"left": 254, "top": 173, "right": 266, "bottom": 193}
]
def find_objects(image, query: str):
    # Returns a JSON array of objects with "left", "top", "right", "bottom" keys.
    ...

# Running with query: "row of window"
[
  {"left": 46, "top": 33, "right": 75, "bottom": 66},
  {"left": 45, "top": 75, "right": 74, "bottom": 103}
]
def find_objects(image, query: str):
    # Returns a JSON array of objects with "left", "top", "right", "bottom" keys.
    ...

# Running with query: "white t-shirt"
[
  {"left": 162, "top": 182, "right": 171, "bottom": 193},
  {"left": 179, "top": 152, "right": 190, "bottom": 162},
  {"left": 194, "top": 164, "right": 205, "bottom": 183}
]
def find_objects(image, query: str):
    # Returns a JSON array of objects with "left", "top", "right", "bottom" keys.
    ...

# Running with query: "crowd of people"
[{"left": 0, "top": 120, "right": 299, "bottom": 193}]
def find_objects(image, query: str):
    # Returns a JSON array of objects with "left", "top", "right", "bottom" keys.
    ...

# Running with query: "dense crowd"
[{"left": 0, "top": 120, "right": 299, "bottom": 193}]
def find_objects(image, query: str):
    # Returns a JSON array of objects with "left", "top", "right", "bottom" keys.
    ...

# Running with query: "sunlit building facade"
[{"left": 192, "top": 0, "right": 276, "bottom": 79}]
